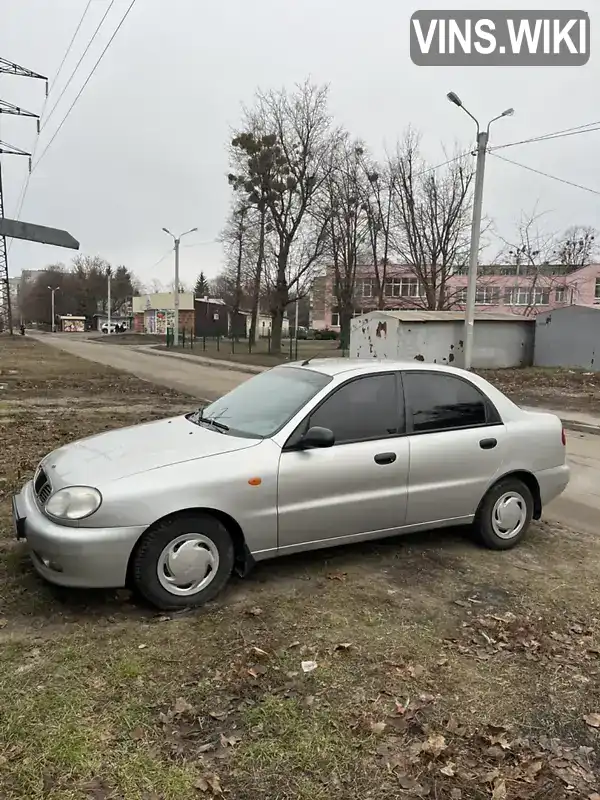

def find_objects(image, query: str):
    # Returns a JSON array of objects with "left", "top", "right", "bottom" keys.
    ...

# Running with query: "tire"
[
  {"left": 474, "top": 477, "right": 533, "bottom": 551},
  {"left": 132, "top": 513, "right": 235, "bottom": 610}
]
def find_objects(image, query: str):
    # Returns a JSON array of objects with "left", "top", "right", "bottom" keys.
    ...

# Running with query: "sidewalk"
[{"left": 141, "top": 347, "right": 600, "bottom": 436}]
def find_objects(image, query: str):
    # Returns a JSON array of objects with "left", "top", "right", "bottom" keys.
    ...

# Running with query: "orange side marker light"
[{"left": 248, "top": 477, "right": 262, "bottom": 486}]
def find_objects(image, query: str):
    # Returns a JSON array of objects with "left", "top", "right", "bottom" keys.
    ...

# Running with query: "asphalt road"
[{"left": 36, "top": 334, "right": 599, "bottom": 536}]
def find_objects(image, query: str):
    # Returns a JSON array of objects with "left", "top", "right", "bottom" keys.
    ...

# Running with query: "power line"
[
  {"left": 490, "top": 152, "right": 600, "bottom": 197},
  {"left": 41, "top": 0, "right": 117, "bottom": 133},
  {"left": 29, "top": 0, "right": 138, "bottom": 174},
  {"left": 491, "top": 120, "right": 600, "bottom": 152},
  {"left": 47, "top": 0, "right": 94, "bottom": 101},
  {"left": 414, "top": 151, "right": 473, "bottom": 178},
  {"left": 9, "top": 0, "right": 106, "bottom": 232}
]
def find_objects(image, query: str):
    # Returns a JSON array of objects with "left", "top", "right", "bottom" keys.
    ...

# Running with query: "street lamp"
[
  {"left": 48, "top": 286, "right": 59, "bottom": 333},
  {"left": 447, "top": 91, "right": 514, "bottom": 370},
  {"left": 162, "top": 226, "right": 198, "bottom": 347}
]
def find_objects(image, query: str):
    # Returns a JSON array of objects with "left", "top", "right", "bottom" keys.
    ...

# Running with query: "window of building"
[
  {"left": 357, "top": 279, "right": 375, "bottom": 298},
  {"left": 505, "top": 287, "right": 549, "bottom": 306},
  {"left": 384, "top": 277, "right": 422, "bottom": 298},
  {"left": 330, "top": 307, "right": 365, "bottom": 326},
  {"left": 531, "top": 288, "right": 550, "bottom": 306},
  {"left": 403, "top": 372, "right": 491, "bottom": 433},
  {"left": 455, "top": 286, "right": 500, "bottom": 305},
  {"left": 555, "top": 286, "right": 566, "bottom": 303},
  {"left": 309, "top": 374, "right": 402, "bottom": 444},
  {"left": 595, "top": 278, "right": 600, "bottom": 300}
]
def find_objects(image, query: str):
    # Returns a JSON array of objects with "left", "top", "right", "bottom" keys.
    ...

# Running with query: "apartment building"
[{"left": 311, "top": 262, "right": 600, "bottom": 330}]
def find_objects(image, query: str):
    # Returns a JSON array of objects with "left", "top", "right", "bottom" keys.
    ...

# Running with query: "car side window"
[
  {"left": 403, "top": 372, "right": 491, "bottom": 433},
  {"left": 308, "top": 373, "right": 402, "bottom": 444}
]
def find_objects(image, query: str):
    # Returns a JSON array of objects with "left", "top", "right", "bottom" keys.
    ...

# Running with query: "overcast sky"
[{"left": 1, "top": 0, "right": 598, "bottom": 289}]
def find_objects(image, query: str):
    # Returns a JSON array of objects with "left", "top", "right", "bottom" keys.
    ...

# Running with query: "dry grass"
[{"left": 0, "top": 337, "right": 599, "bottom": 799}]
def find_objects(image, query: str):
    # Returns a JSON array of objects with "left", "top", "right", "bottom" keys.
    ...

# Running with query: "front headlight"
[{"left": 45, "top": 486, "right": 102, "bottom": 521}]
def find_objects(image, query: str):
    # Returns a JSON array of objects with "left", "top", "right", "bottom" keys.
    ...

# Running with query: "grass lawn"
[{"left": 0, "top": 337, "right": 599, "bottom": 799}]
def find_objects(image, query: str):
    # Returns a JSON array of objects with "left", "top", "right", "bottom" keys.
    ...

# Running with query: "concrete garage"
[
  {"left": 535, "top": 305, "right": 600, "bottom": 371},
  {"left": 350, "top": 310, "right": 534, "bottom": 369}
]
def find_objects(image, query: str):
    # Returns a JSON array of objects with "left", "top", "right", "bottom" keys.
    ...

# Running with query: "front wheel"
[
  {"left": 132, "top": 513, "right": 234, "bottom": 610},
  {"left": 475, "top": 478, "right": 533, "bottom": 551}
]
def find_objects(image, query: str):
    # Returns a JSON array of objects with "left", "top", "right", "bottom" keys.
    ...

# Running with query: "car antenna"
[{"left": 301, "top": 345, "right": 344, "bottom": 367}]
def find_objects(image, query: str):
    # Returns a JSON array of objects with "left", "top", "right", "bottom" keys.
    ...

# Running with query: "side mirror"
[{"left": 300, "top": 426, "right": 335, "bottom": 449}]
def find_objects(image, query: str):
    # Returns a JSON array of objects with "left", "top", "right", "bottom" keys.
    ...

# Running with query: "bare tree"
[
  {"left": 553, "top": 225, "right": 598, "bottom": 270},
  {"left": 234, "top": 81, "right": 337, "bottom": 351},
  {"left": 496, "top": 210, "right": 571, "bottom": 315},
  {"left": 357, "top": 149, "right": 395, "bottom": 309},
  {"left": 390, "top": 130, "right": 474, "bottom": 310},
  {"left": 319, "top": 135, "right": 370, "bottom": 349}
]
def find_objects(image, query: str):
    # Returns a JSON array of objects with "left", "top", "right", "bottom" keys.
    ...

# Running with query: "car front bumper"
[{"left": 13, "top": 480, "right": 146, "bottom": 589}]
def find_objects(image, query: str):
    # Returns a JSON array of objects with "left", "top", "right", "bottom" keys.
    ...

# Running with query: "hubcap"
[
  {"left": 491, "top": 491, "right": 527, "bottom": 540},
  {"left": 157, "top": 534, "right": 219, "bottom": 596}
]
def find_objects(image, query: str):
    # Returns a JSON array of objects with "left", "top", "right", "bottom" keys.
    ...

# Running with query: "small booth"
[{"left": 58, "top": 315, "right": 86, "bottom": 333}]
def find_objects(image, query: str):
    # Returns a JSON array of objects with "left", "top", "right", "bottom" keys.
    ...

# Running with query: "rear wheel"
[
  {"left": 132, "top": 513, "right": 234, "bottom": 610},
  {"left": 475, "top": 477, "right": 533, "bottom": 551}
]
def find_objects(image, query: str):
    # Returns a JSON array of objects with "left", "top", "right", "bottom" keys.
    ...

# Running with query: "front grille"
[{"left": 34, "top": 467, "right": 52, "bottom": 505}]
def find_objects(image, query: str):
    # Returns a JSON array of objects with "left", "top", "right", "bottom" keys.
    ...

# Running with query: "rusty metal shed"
[{"left": 350, "top": 310, "right": 534, "bottom": 369}]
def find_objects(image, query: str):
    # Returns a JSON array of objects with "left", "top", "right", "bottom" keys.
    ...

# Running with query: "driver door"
[{"left": 276, "top": 372, "right": 409, "bottom": 552}]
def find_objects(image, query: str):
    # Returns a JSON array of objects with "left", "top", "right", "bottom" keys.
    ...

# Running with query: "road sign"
[{"left": 0, "top": 218, "right": 79, "bottom": 249}]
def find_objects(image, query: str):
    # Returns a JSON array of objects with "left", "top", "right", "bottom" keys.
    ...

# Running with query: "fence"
[{"left": 165, "top": 328, "right": 308, "bottom": 359}]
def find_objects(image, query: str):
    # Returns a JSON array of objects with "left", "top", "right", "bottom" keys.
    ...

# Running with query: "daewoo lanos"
[{"left": 13, "top": 359, "right": 570, "bottom": 610}]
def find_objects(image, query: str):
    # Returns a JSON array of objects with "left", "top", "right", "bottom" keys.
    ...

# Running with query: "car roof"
[{"left": 278, "top": 358, "right": 470, "bottom": 379}]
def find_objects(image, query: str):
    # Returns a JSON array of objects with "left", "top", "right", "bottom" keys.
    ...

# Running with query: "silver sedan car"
[{"left": 13, "top": 359, "right": 569, "bottom": 610}]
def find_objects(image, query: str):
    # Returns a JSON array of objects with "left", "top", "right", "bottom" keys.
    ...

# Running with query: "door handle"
[
  {"left": 374, "top": 452, "right": 397, "bottom": 465},
  {"left": 479, "top": 438, "right": 497, "bottom": 450}
]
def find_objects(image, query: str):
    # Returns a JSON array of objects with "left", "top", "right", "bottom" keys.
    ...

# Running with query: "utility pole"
[
  {"left": 162, "top": 226, "right": 197, "bottom": 347},
  {"left": 107, "top": 266, "right": 112, "bottom": 333},
  {"left": 0, "top": 59, "right": 47, "bottom": 334},
  {"left": 447, "top": 92, "right": 514, "bottom": 370},
  {"left": 48, "top": 285, "right": 59, "bottom": 332}
]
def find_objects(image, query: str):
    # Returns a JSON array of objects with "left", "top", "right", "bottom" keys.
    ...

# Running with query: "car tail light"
[{"left": 561, "top": 427, "right": 566, "bottom": 446}]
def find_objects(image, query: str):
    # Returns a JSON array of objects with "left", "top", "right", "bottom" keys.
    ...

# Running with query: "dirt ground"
[
  {"left": 1, "top": 337, "right": 599, "bottom": 800},
  {"left": 478, "top": 368, "right": 600, "bottom": 415}
]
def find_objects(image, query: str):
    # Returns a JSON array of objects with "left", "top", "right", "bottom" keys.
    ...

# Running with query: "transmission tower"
[{"left": 0, "top": 59, "right": 47, "bottom": 334}]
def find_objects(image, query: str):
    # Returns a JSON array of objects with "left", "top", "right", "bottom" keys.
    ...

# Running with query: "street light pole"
[
  {"left": 162, "top": 226, "right": 198, "bottom": 347},
  {"left": 106, "top": 267, "right": 112, "bottom": 334},
  {"left": 48, "top": 286, "right": 59, "bottom": 332},
  {"left": 447, "top": 92, "right": 514, "bottom": 370}
]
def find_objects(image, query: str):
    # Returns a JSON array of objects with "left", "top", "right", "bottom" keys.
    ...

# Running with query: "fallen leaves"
[
  {"left": 195, "top": 773, "right": 222, "bottom": 795},
  {"left": 584, "top": 712, "right": 600, "bottom": 728},
  {"left": 491, "top": 778, "right": 507, "bottom": 800},
  {"left": 370, "top": 721, "right": 386, "bottom": 735},
  {"left": 301, "top": 660, "right": 318, "bottom": 673}
]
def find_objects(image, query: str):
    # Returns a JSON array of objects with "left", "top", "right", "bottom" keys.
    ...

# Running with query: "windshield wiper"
[{"left": 191, "top": 408, "right": 230, "bottom": 432}]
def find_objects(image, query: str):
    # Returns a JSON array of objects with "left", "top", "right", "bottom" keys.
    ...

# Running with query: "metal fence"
[
  {"left": 165, "top": 328, "right": 348, "bottom": 360},
  {"left": 165, "top": 328, "right": 308, "bottom": 359}
]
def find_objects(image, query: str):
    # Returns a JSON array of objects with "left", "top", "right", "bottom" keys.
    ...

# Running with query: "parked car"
[{"left": 12, "top": 360, "right": 569, "bottom": 610}]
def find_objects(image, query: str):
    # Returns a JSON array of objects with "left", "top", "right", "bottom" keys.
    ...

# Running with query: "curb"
[
  {"left": 136, "top": 346, "right": 265, "bottom": 375},
  {"left": 560, "top": 420, "right": 600, "bottom": 437}
]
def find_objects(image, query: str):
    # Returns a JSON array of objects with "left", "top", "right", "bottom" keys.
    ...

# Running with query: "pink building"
[{"left": 310, "top": 262, "right": 600, "bottom": 330}]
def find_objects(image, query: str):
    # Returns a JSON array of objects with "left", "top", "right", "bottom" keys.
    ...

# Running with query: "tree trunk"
[
  {"left": 249, "top": 209, "right": 266, "bottom": 345},
  {"left": 270, "top": 274, "right": 289, "bottom": 353},
  {"left": 231, "top": 212, "right": 246, "bottom": 335},
  {"left": 338, "top": 296, "right": 353, "bottom": 351}
]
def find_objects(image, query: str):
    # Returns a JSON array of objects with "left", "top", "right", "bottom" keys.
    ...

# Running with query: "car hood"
[{"left": 43, "top": 415, "right": 259, "bottom": 486}]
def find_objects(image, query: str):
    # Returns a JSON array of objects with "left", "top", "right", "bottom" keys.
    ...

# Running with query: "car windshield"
[{"left": 190, "top": 367, "right": 331, "bottom": 438}]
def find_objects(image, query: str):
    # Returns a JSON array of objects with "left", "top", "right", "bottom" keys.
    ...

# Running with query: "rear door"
[
  {"left": 403, "top": 371, "right": 506, "bottom": 526},
  {"left": 277, "top": 372, "right": 410, "bottom": 551}
]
